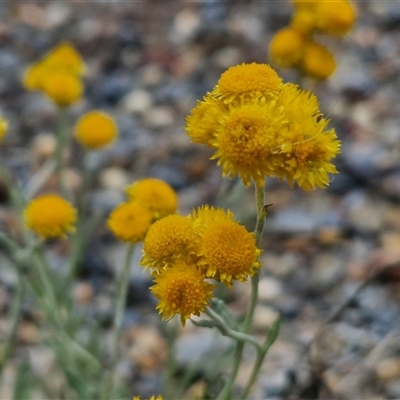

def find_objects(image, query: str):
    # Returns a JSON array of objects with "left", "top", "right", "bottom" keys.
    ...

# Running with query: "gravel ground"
[{"left": 1, "top": 1, "right": 400, "bottom": 399}]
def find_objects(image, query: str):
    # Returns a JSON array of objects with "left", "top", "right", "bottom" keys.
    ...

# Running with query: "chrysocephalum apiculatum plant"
[
  {"left": 129, "top": 62, "right": 340, "bottom": 399},
  {"left": 0, "top": 36, "right": 342, "bottom": 400}
]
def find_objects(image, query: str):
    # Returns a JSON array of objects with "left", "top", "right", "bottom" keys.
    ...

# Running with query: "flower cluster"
[
  {"left": 186, "top": 63, "right": 341, "bottom": 190},
  {"left": 133, "top": 396, "right": 163, "bottom": 400},
  {"left": 269, "top": 0, "right": 356, "bottom": 80},
  {"left": 141, "top": 205, "right": 261, "bottom": 325},
  {"left": 24, "top": 194, "right": 77, "bottom": 239},
  {"left": 23, "top": 42, "right": 85, "bottom": 106},
  {"left": 107, "top": 178, "right": 178, "bottom": 244}
]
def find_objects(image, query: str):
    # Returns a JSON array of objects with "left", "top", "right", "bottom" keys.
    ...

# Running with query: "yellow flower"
[
  {"left": 24, "top": 194, "right": 77, "bottom": 238},
  {"left": 74, "top": 111, "right": 118, "bottom": 150},
  {"left": 290, "top": 8, "right": 316, "bottom": 35},
  {"left": 0, "top": 117, "right": 8, "bottom": 143},
  {"left": 126, "top": 178, "right": 178, "bottom": 220},
  {"left": 185, "top": 94, "right": 226, "bottom": 146},
  {"left": 44, "top": 42, "right": 86, "bottom": 76},
  {"left": 316, "top": 0, "right": 356, "bottom": 35},
  {"left": 107, "top": 201, "right": 152, "bottom": 243},
  {"left": 301, "top": 40, "right": 336, "bottom": 80},
  {"left": 42, "top": 72, "right": 83, "bottom": 106},
  {"left": 23, "top": 62, "right": 47, "bottom": 91},
  {"left": 141, "top": 214, "right": 197, "bottom": 271},
  {"left": 191, "top": 205, "right": 235, "bottom": 234},
  {"left": 192, "top": 207, "right": 261, "bottom": 285},
  {"left": 212, "top": 63, "right": 282, "bottom": 104},
  {"left": 210, "top": 98, "right": 287, "bottom": 187},
  {"left": 150, "top": 259, "right": 215, "bottom": 326},
  {"left": 292, "top": 0, "right": 356, "bottom": 36},
  {"left": 186, "top": 63, "right": 340, "bottom": 189},
  {"left": 272, "top": 83, "right": 341, "bottom": 190},
  {"left": 269, "top": 27, "right": 306, "bottom": 68},
  {"left": 23, "top": 42, "right": 85, "bottom": 92}
]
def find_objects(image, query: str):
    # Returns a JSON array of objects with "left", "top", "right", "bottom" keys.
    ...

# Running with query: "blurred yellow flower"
[
  {"left": 141, "top": 214, "right": 197, "bottom": 271},
  {"left": 44, "top": 41, "right": 86, "bottom": 76},
  {"left": 192, "top": 207, "right": 261, "bottom": 285},
  {"left": 301, "top": 40, "right": 336, "bottom": 80},
  {"left": 107, "top": 201, "right": 152, "bottom": 243},
  {"left": 269, "top": 27, "right": 306, "bottom": 68},
  {"left": 292, "top": 0, "right": 356, "bottom": 36},
  {"left": 150, "top": 259, "right": 215, "bottom": 326},
  {"left": 24, "top": 194, "right": 77, "bottom": 238},
  {"left": 0, "top": 117, "right": 8, "bottom": 143},
  {"left": 316, "top": 0, "right": 356, "bottom": 35},
  {"left": 212, "top": 62, "right": 282, "bottom": 104},
  {"left": 74, "top": 111, "right": 118, "bottom": 150},
  {"left": 126, "top": 178, "right": 177, "bottom": 220},
  {"left": 23, "top": 42, "right": 85, "bottom": 93},
  {"left": 42, "top": 72, "right": 83, "bottom": 106}
]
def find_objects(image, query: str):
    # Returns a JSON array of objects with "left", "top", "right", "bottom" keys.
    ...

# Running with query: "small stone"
[
  {"left": 258, "top": 277, "right": 283, "bottom": 302},
  {"left": 375, "top": 358, "right": 400, "bottom": 382},
  {"left": 73, "top": 281, "right": 94, "bottom": 304},
  {"left": 121, "top": 89, "right": 152, "bottom": 115},
  {"left": 142, "top": 106, "right": 174, "bottom": 130},
  {"left": 253, "top": 305, "right": 279, "bottom": 332},
  {"left": 99, "top": 167, "right": 130, "bottom": 191},
  {"left": 31, "top": 133, "right": 56, "bottom": 165},
  {"left": 127, "top": 326, "right": 167, "bottom": 372},
  {"left": 17, "top": 321, "right": 40, "bottom": 344}
]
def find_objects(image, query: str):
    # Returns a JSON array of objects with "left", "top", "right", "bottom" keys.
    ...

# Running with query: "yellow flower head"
[
  {"left": 316, "top": 0, "right": 356, "bottom": 35},
  {"left": 191, "top": 205, "right": 235, "bottom": 234},
  {"left": 290, "top": 8, "right": 316, "bottom": 35},
  {"left": 44, "top": 42, "right": 86, "bottom": 76},
  {"left": 212, "top": 63, "right": 282, "bottom": 104},
  {"left": 0, "top": 117, "right": 8, "bottom": 143},
  {"left": 126, "top": 178, "right": 178, "bottom": 220},
  {"left": 23, "top": 62, "right": 47, "bottom": 91},
  {"left": 269, "top": 27, "right": 306, "bottom": 68},
  {"left": 273, "top": 83, "right": 341, "bottom": 190},
  {"left": 74, "top": 111, "right": 118, "bottom": 150},
  {"left": 23, "top": 42, "right": 85, "bottom": 92},
  {"left": 185, "top": 94, "right": 226, "bottom": 147},
  {"left": 141, "top": 214, "right": 197, "bottom": 271},
  {"left": 42, "top": 72, "right": 83, "bottom": 106},
  {"left": 107, "top": 201, "right": 153, "bottom": 243},
  {"left": 301, "top": 40, "right": 336, "bottom": 80},
  {"left": 193, "top": 207, "right": 261, "bottom": 285},
  {"left": 150, "top": 259, "right": 215, "bottom": 326},
  {"left": 24, "top": 194, "right": 77, "bottom": 238},
  {"left": 210, "top": 98, "right": 288, "bottom": 187}
]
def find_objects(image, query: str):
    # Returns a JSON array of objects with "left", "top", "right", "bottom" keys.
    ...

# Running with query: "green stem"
[
  {"left": 100, "top": 244, "right": 135, "bottom": 400},
  {"left": 205, "top": 308, "right": 261, "bottom": 350},
  {"left": 239, "top": 316, "right": 281, "bottom": 400},
  {"left": 0, "top": 268, "right": 24, "bottom": 371},
  {"left": 216, "top": 183, "right": 267, "bottom": 400},
  {"left": 54, "top": 107, "right": 70, "bottom": 198}
]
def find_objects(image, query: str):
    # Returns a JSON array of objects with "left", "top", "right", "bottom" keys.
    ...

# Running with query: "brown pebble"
[
  {"left": 375, "top": 358, "right": 400, "bottom": 382},
  {"left": 73, "top": 282, "right": 94, "bottom": 304}
]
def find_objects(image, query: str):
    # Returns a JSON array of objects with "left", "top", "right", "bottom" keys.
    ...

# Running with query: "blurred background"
[{"left": 1, "top": 1, "right": 400, "bottom": 399}]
